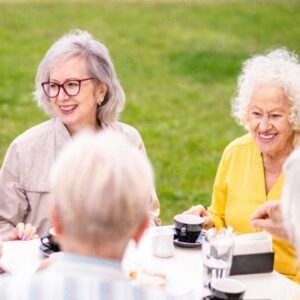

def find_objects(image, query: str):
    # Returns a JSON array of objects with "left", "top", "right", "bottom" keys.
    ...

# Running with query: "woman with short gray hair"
[
  {"left": 0, "top": 29, "right": 160, "bottom": 241},
  {"left": 34, "top": 29, "right": 125, "bottom": 126}
]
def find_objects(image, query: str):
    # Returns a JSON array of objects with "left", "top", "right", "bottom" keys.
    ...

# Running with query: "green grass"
[{"left": 0, "top": 0, "right": 300, "bottom": 224}]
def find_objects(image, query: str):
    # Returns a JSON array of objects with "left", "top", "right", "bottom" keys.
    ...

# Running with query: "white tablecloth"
[
  {"left": 123, "top": 227, "right": 300, "bottom": 299},
  {"left": 0, "top": 228, "right": 299, "bottom": 299}
]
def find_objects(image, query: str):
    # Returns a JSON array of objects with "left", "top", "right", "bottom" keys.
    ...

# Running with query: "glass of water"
[{"left": 202, "top": 227, "right": 235, "bottom": 288}]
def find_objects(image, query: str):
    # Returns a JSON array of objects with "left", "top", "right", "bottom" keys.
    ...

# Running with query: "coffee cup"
[
  {"left": 40, "top": 228, "right": 60, "bottom": 252},
  {"left": 174, "top": 214, "right": 204, "bottom": 243},
  {"left": 209, "top": 278, "right": 246, "bottom": 299}
]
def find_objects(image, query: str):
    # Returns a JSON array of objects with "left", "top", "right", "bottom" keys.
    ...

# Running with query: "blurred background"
[{"left": 0, "top": 0, "right": 299, "bottom": 224}]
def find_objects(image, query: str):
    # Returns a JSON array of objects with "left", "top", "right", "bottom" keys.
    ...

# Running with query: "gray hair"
[
  {"left": 50, "top": 130, "right": 154, "bottom": 245},
  {"left": 281, "top": 148, "right": 300, "bottom": 257},
  {"left": 232, "top": 48, "right": 300, "bottom": 144},
  {"left": 34, "top": 29, "right": 125, "bottom": 125}
]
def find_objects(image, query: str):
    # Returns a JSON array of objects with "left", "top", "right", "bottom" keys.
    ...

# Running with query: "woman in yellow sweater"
[{"left": 186, "top": 48, "right": 300, "bottom": 282}]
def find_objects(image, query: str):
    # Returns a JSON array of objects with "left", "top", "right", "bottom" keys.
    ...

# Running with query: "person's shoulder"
[
  {"left": 109, "top": 121, "right": 141, "bottom": 137},
  {"left": 221, "top": 133, "right": 257, "bottom": 162},
  {"left": 108, "top": 122, "right": 143, "bottom": 146},
  {"left": 13, "top": 119, "right": 55, "bottom": 146},
  {"left": 224, "top": 133, "right": 254, "bottom": 153}
]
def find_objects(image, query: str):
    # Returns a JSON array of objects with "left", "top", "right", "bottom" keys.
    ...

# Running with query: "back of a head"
[
  {"left": 50, "top": 130, "right": 154, "bottom": 245},
  {"left": 282, "top": 148, "right": 300, "bottom": 257}
]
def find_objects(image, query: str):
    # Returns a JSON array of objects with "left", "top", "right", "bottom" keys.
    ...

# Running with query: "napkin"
[
  {"left": 0, "top": 239, "right": 42, "bottom": 275},
  {"left": 233, "top": 232, "right": 272, "bottom": 255}
]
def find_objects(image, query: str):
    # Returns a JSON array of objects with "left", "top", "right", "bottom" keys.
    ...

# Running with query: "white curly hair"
[{"left": 232, "top": 48, "right": 300, "bottom": 145}]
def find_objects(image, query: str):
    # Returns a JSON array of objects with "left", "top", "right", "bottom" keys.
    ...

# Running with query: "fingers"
[
  {"left": 183, "top": 205, "right": 215, "bottom": 229},
  {"left": 250, "top": 218, "right": 271, "bottom": 230},
  {"left": 250, "top": 201, "right": 288, "bottom": 240},
  {"left": 9, "top": 223, "right": 38, "bottom": 241},
  {"left": 9, "top": 227, "right": 19, "bottom": 241},
  {"left": 184, "top": 205, "right": 209, "bottom": 217},
  {"left": 17, "top": 223, "right": 25, "bottom": 239},
  {"left": 23, "top": 223, "right": 37, "bottom": 240},
  {"left": 250, "top": 218, "right": 288, "bottom": 240},
  {"left": 250, "top": 202, "right": 272, "bottom": 221},
  {"left": 202, "top": 216, "right": 215, "bottom": 230}
]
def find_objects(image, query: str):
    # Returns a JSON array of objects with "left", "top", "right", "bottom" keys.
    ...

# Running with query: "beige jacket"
[{"left": 0, "top": 118, "right": 160, "bottom": 240}]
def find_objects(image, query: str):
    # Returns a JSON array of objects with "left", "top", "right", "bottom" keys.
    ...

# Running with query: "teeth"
[
  {"left": 259, "top": 133, "right": 276, "bottom": 140},
  {"left": 60, "top": 105, "right": 76, "bottom": 112}
]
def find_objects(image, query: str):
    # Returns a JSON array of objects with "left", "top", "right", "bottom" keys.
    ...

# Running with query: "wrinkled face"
[
  {"left": 247, "top": 84, "right": 294, "bottom": 157},
  {"left": 49, "top": 56, "right": 106, "bottom": 135}
]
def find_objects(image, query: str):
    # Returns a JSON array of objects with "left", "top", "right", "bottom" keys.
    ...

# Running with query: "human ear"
[
  {"left": 95, "top": 83, "right": 108, "bottom": 104},
  {"left": 50, "top": 204, "right": 63, "bottom": 235},
  {"left": 132, "top": 216, "right": 149, "bottom": 244}
]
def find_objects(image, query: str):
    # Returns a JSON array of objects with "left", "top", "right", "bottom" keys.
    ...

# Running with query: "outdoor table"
[
  {"left": 0, "top": 226, "right": 299, "bottom": 299},
  {"left": 123, "top": 226, "right": 300, "bottom": 299}
]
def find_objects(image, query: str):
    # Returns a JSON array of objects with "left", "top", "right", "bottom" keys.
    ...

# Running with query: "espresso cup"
[
  {"left": 209, "top": 278, "right": 246, "bottom": 299},
  {"left": 174, "top": 214, "right": 204, "bottom": 243},
  {"left": 40, "top": 228, "right": 60, "bottom": 252}
]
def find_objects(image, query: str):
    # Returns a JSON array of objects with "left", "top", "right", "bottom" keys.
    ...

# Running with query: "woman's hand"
[
  {"left": 9, "top": 223, "right": 39, "bottom": 241},
  {"left": 183, "top": 205, "right": 215, "bottom": 229}
]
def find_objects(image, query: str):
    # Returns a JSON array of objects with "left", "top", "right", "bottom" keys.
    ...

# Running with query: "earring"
[{"left": 97, "top": 100, "right": 102, "bottom": 106}]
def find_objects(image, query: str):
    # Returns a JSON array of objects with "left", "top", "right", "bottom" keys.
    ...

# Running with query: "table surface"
[
  {"left": 123, "top": 227, "right": 300, "bottom": 300},
  {"left": 0, "top": 228, "right": 299, "bottom": 300}
]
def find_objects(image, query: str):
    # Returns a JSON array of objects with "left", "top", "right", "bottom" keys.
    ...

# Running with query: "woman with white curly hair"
[
  {"left": 185, "top": 48, "right": 300, "bottom": 282},
  {"left": 0, "top": 29, "right": 160, "bottom": 241}
]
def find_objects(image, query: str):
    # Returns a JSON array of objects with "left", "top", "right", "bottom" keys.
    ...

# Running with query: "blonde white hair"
[
  {"left": 232, "top": 48, "right": 300, "bottom": 143},
  {"left": 281, "top": 148, "right": 300, "bottom": 257},
  {"left": 50, "top": 130, "right": 153, "bottom": 244},
  {"left": 34, "top": 29, "right": 125, "bottom": 125}
]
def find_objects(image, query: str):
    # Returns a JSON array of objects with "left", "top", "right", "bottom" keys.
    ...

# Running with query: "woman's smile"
[
  {"left": 59, "top": 104, "right": 78, "bottom": 114},
  {"left": 257, "top": 132, "right": 277, "bottom": 143}
]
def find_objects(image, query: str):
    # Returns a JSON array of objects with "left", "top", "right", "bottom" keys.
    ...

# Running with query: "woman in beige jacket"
[{"left": 0, "top": 29, "right": 160, "bottom": 241}]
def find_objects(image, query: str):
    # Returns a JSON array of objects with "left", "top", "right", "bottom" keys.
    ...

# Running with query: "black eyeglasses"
[{"left": 41, "top": 78, "right": 94, "bottom": 98}]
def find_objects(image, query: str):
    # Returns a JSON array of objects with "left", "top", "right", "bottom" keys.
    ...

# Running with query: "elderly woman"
[
  {"left": 0, "top": 131, "right": 180, "bottom": 299},
  {"left": 186, "top": 48, "right": 300, "bottom": 282},
  {"left": 0, "top": 29, "right": 160, "bottom": 241}
]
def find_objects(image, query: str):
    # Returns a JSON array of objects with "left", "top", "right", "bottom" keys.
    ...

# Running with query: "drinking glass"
[
  {"left": 151, "top": 227, "right": 175, "bottom": 258},
  {"left": 202, "top": 228, "right": 235, "bottom": 287}
]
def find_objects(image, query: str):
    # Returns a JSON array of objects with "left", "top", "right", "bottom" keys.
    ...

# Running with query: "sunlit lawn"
[{"left": 0, "top": 0, "right": 300, "bottom": 223}]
